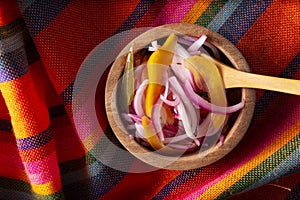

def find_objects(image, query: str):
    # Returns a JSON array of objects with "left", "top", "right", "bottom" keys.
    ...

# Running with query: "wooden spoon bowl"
[{"left": 105, "top": 23, "right": 256, "bottom": 170}]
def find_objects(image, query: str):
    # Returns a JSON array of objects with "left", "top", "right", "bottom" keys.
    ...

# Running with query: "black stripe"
[{"left": 0, "top": 17, "right": 41, "bottom": 66}]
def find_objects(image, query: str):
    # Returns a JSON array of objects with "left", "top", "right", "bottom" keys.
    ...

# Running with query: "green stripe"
[
  {"left": 194, "top": 0, "right": 227, "bottom": 27},
  {"left": 217, "top": 132, "right": 300, "bottom": 199}
]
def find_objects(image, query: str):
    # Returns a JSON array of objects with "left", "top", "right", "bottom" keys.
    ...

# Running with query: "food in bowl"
[{"left": 118, "top": 33, "right": 245, "bottom": 155}]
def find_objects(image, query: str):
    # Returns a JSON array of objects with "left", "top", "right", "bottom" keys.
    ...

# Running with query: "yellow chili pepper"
[
  {"left": 141, "top": 116, "right": 165, "bottom": 150},
  {"left": 122, "top": 47, "right": 134, "bottom": 106},
  {"left": 184, "top": 56, "right": 227, "bottom": 130},
  {"left": 145, "top": 33, "right": 178, "bottom": 117}
]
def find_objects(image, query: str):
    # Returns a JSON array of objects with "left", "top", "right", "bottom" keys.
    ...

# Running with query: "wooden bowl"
[{"left": 105, "top": 23, "right": 255, "bottom": 170}]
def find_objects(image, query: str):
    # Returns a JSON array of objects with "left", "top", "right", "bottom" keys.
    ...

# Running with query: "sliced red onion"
[
  {"left": 134, "top": 123, "right": 146, "bottom": 139},
  {"left": 134, "top": 63, "right": 147, "bottom": 89},
  {"left": 133, "top": 79, "right": 148, "bottom": 116},
  {"left": 128, "top": 113, "right": 142, "bottom": 124},
  {"left": 183, "top": 79, "right": 244, "bottom": 114},
  {"left": 189, "top": 50, "right": 201, "bottom": 56},
  {"left": 121, "top": 113, "right": 133, "bottom": 122},
  {"left": 163, "top": 134, "right": 190, "bottom": 143},
  {"left": 148, "top": 40, "right": 160, "bottom": 51},
  {"left": 188, "top": 34, "right": 207, "bottom": 52},
  {"left": 199, "top": 47, "right": 210, "bottom": 56},
  {"left": 194, "top": 138, "right": 200, "bottom": 146},
  {"left": 168, "top": 76, "right": 198, "bottom": 139},
  {"left": 160, "top": 94, "right": 180, "bottom": 107},
  {"left": 178, "top": 37, "right": 193, "bottom": 46}
]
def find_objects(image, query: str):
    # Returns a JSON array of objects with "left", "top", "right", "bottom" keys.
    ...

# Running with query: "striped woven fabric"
[{"left": 0, "top": 0, "right": 299, "bottom": 199}]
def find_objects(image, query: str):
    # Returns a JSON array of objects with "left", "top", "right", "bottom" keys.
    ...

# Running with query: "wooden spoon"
[{"left": 201, "top": 53, "right": 300, "bottom": 96}]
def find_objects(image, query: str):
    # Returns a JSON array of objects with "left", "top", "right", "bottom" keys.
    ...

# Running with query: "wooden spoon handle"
[
  {"left": 222, "top": 66, "right": 300, "bottom": 96},
  {"left": 200, "top": 53, "right": 300, "bottom": 96}
]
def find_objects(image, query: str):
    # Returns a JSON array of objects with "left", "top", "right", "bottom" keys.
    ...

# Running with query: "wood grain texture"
[
  {"left": 105, "top": 23, "right": 256, "bottom": 170},
  {"left": 201, "top": 53, "right": 300, "bottom": 95}
]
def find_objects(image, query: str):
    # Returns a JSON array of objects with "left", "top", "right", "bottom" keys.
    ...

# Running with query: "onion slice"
[
  {"left": 169, "top": 76, "right": 198, "bottom": 139},
  {"left": 133, "top": 79, "right": 148, "bottom": 116},
  {"left": 183, "top": 79, "right": 244, "bottom": 114}
]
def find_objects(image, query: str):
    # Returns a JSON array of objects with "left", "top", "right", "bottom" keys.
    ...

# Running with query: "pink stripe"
[
  {"left": 27, "top": 168, "right": 60, "bottom": 185},
  {"left": 24, "top": 151, "right": 58, "bottom": 176},
  {"left": 178, "top": 95, "right": 300, "bottom": 199},
  {"left": 151, "top": 0, "right": 198, "bottom": 26}
]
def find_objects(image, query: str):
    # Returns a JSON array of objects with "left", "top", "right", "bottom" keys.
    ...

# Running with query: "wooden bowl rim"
[{"left": 105, "top": 23, "right": 256, "bottom": 170}]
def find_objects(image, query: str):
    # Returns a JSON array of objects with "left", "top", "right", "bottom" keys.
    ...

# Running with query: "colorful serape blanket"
[{"left": 0, "top": 0, "right": 299, "bottom": 199}]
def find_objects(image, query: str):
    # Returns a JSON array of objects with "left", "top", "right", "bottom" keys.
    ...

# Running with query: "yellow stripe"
[
  {"left": 198, "top": 120, "right": 300, "bottom": 199},
  {"left": 181, "top": 0, "right": 214, "bottom": 24},
  {"left": 82, "top": 129, "right": 102, "bottom": 152},
  {"left": 31, "top": 179, "right": 61, "bottom": 195}
]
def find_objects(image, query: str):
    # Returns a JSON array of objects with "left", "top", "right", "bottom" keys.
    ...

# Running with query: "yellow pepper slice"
[
  {"left": 184, "top": 56, "right": 227, "bottom": 130},
  {"left": 141, "top": 116, "right": 165, "bottom": 150},
  {"left": 145, "top": 33, "right": 178, "bottom": 117}
]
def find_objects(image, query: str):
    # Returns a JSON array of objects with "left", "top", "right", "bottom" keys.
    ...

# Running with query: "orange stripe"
[
  {"left": 0, "top": 73, "right": 50, "bottom": 139},
  {"left": 198, "top": 119, "right": 300, "bottom": 199},
  {"left": 181, "top": 0, "right": 213, "bottom": 24},
  {"left": 236, "top": 0, "right": 300, "bottom": 98},
  {"left": 0, "top": 0, "right": 22, "bottom": 26}
]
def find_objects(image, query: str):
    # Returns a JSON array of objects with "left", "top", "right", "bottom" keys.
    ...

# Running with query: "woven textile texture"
[{"left": 0, "top": 0, "right": 299, "bottom": 199}]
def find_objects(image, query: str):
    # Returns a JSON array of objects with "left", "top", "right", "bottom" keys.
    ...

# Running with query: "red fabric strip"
[
  {"left": 236, "top": 0, "right": 300, "bottom": 99},
  {"left": 52, "top": 115, "right": 86, "bottom": 162},
  {"left": 34, "top": 1, "right": 140, "bottom": 95},
  {"left": 101, "top": 169, "right": 181, "bottom": 200},
  {"left": 0, "top": 0, "right": 21, "bottom": 26}
]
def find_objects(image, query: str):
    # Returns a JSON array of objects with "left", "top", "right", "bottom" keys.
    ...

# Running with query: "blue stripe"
[
  {"left": 152, "top": 168, "right": 203, "bottom": 200},
  {"left": 245, "top": 137, "right": 300, "bottom": 191},
  {"left": 207, "top": 0, "right": 243, "bottom": 32},
  {"left": 253, "top": 53, "right": 300, "bottom": 121},
  {"left": 114, "top": 0, "right": 155, "bottom": 34},
  {"left": 22, "top": 0, "right": 71, "bottom": 37},
  {"left": 0, "top": 32, "right": 24, "bottom": 53},
  {"left": 0, "top": 47, "right": 29, "bottom": 82},
  {"left": 16, "top": 126, "right": 53, "bottom": 150},
  {"left": 218, "top": 0, "right": 273, "bottom": 44}
]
